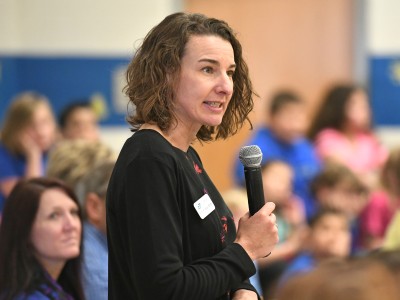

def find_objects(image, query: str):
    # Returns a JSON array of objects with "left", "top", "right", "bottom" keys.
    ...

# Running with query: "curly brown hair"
[{"left": 124, "top": 12, "right": 256, "bottom": 142}]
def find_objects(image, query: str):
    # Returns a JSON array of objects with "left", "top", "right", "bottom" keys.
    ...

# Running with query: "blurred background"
[{"left": 1, "top": 0, "right": 399, "bottom": 191}]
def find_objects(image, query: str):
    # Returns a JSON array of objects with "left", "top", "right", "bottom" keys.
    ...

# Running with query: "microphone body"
[
  {"left": 243, "top": 165, "right": 265, "bottom": 216},
  {"left": 239, "top": 145, "right": 265, "bottom": 216}
]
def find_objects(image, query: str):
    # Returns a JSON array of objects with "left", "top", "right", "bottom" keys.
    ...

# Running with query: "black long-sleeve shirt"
[{"left": 106, "top": 130, "right": 258, "bottom": 299}]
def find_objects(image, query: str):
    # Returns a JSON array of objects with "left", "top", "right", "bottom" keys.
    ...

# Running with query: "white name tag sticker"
[{"left": 194, "top": 194, "right": 215, "bottom": 219}]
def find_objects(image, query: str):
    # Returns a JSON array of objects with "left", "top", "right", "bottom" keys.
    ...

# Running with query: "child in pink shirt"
[
  {"left": 308, "top": 84, "right": 387, "bottom": 188},
  {"left": 360, "top": 148, "right": 400, "bottom": 250},
  {"left": 315, "top": 128, "right": 386, "bottom": 174}
]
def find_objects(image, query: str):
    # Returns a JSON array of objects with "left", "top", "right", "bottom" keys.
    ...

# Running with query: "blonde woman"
[{"left": 0, "top": 92, "right": 57, "bottom": 212}]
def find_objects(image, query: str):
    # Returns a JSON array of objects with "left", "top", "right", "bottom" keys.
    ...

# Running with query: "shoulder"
[
  {"left": 123, "top": 130, "right": 178, "bottom": 157},
  {"left": 255, "top": 127, "right": 274, "bottom": 140},
  {"left": 356, "top": 131, "right": 382, "bottom": 144},
  {"left": 123, "top": 130, "right": 171, "bottom": 150},
  {"left": 295, "top": 136, "right": 316, "bottom": 150},
  {"left": 368, "top": 190, "right": 391, "bottom": 206},
  {"left": 111, "top": 130, "right": 187, "bottom": 187},
  {"left": 248, "top": 127, "right": 274, "bottom": 142},
  {"left": 118, "top": 130, "right": 182, "bottom": 167},
  {"left": 248, "top": 127, "right": 281, "bottom": 153},
  {"left": 0, "top": 142, "right": 24, "bottom": 178},
  {"left": 362, "top": 190, "right": 392, "bottom": 216},
  {"left": 0, "top": 142, "right": 13, "bottom": 158}
]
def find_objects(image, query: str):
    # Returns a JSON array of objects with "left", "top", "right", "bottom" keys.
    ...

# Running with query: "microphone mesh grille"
[{"left": 239, "top": 145, "right": 263, "bottom": 167}]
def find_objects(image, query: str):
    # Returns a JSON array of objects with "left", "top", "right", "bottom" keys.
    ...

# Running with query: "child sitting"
[
  {"left": 278, "top": 207, "right": 351, "bottom": 286},
  {"left": 360, "top": 147, "right": 400, "bottom": 250},
  {"left": 310, "top": 162, "right": 369, "bottom": 253}
]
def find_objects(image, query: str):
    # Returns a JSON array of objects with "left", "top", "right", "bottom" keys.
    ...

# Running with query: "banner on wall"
[
  {"left": 0, "top": 56, "right": 131, "bottom": 126},
  {"left": 370, "top": 56, "right": 400, "bottom": 126}
]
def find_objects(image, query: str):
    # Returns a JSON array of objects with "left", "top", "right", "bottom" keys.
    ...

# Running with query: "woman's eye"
[
  {"left": 227, "top": 70, "right": 235, "bottom": 78},
  {"left": 71, "top": 209, "right": 79, "bottom": 216},
  {"left": 202, "top": 67, "right": 213, "bottom": 74},
  {"left": 49, "top": 212, "right": 60, "bottom": 219}
]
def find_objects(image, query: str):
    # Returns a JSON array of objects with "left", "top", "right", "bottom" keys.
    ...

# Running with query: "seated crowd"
[{"left": 1, "top": 85, "right": 400, "bottom": 299}]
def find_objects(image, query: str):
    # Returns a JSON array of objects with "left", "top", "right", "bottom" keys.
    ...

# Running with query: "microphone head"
[{"left": 239, "top": 145, "right": 263, "bottom": 167}]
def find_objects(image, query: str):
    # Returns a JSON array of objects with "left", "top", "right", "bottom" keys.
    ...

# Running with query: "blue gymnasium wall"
[
  {"left": 0, "top": 56, "right": 131, "bottom": 126},
  {"left": 1, "top": 55, "right": 399, "bottom": 126},
  {"left": 370, "top": 56, "right": 400, "bottom": 125}
]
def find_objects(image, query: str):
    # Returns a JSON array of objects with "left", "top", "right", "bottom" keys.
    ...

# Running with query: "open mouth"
[{"left": 204, "top": 101, "right": 222, "bottom": 108}]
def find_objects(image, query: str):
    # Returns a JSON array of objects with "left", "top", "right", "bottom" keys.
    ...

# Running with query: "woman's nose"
[
  {"left": 216, "top": 73, "right": 233, "bottom": 96},
  {"left": 63, "top": 213, "right": 80, "bottom": 231}
]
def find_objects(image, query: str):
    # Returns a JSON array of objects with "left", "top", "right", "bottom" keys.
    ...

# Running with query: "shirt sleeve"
[
  {"left": 0, "top": 145, "right": 19, "bottom": 180},
  {"left": 120, "top": 157, "right": 256, "bottom": 299},
  {"left": 231, "top": 279, "right": 261, "bottom": 300},
  {"left": 360, "top": 193, "right": 388, "bottom": 237}
]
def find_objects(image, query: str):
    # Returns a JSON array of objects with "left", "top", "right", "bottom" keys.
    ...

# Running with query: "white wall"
[
  {"left": 0, "top": 0, "right": 183, "bottom": 154},
  {"left": 367, "top": 0, "right": 400, "bottom": 149},
  {"left": 367, "top": 0, "right": 400, "bottom": 55},
  {"left": 1, "top": 0, "right": 399, "bottom": 153},
  {"left": 0, "top": 0, "right": 183, "bottom": 55},
  {"left": 0, "top": 0, "right": 21, "bottom": 51}
]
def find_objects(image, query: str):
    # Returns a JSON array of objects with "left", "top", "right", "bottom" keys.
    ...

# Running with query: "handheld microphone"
[{"left": 239, "top": 145, "right": 265, "bottom": 216}]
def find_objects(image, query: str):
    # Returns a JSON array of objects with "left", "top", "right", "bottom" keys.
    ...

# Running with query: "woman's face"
[
  {"left": 28, "top": 102, "right": 57, "bottom": 151},
  {"left": 30, "top": 188, "right": 81, "bottom": 271},
  {"left": 173, "top": 35, "right": 235, "bottom": 134},
  {"left": 345, "top": 89, "right": 371, "bottom": 130}
]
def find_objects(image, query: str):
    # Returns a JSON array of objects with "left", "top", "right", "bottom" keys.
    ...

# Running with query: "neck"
[
  {"left": 41, "top": 260, "right": 65, "bottom": 280},
  {"left": 140, "top": 123, "right": 196, "bottom": 152}
]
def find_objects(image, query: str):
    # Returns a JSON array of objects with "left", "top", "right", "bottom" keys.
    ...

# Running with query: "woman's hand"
[
  {"left": 234, "top": 202, "right": 279, "bottom": 260},
  {"left": 19, "top": 129, "right": 42, "bottom": 159},
  {"left": 18, "top": 129, "right": 43, "bottom": 178},
  {"left": 231, "top": 289, "right": 258, "bottom": 300}
]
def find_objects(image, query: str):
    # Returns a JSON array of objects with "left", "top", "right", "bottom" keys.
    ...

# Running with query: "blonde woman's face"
[{"left": 28, "top": 102, "right": 57, "bottom": 151}]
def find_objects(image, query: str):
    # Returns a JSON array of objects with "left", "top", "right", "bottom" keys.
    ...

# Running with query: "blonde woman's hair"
[
  {"left": 46, "top": 140, "right": 115, "bottom": 190},
  {"left": 1, "top": 92, "right": 52, "bottom": 154}
]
